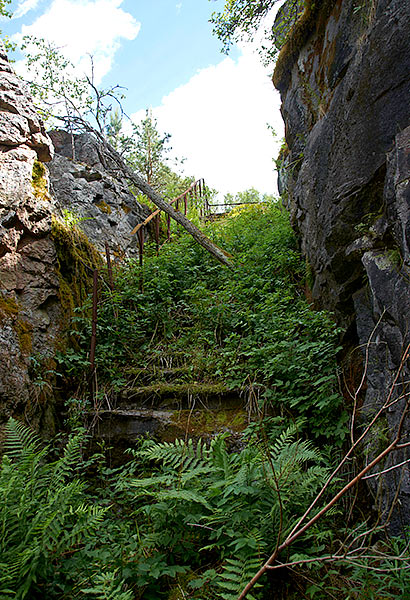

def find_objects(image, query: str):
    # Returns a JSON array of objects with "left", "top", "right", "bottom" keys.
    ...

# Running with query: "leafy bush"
[{"left": 112, "top": 424, "right": 330, "bottom": 599}]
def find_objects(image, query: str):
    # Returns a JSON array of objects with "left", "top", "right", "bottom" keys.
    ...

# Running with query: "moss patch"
[
  {"left": 0, "top": 296, "right": 19, "bottom": 325},
  {"left": 161, "top": 407, "right": 248, "bottom": 442},
  {"left": 51, "top": 217, "right": 102, "bottom": 338},
  {"left": 126, "top": 382, "right": 229, "bottom": 399},
  {"left": 15, "top": 319, "right": 33, "bottom": 355},
  {"left": 32, "top": 160, "right": 51, "bottom": 202},
  {"left": 95, "top": 200, "right": 112, "bottom": 214},
  {"left": 0, "top": 295, "right": 33, "bottom": 355}
]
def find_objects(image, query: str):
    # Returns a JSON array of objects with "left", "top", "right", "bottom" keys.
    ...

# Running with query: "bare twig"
[{"left": 237, "top": 342, "right": 410, "bottom": 599}]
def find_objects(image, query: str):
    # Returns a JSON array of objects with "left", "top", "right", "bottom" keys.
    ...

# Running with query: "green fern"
[
  {"left": 138, "top": 437, "right": 211, "bottom": 472},
  {"left": 112, "top": 428, "right": 328, "bottom": 598},
  {"left": 217, "top": 555, "right": 263, "bottom": 600},
  {"left": 81, "top": 569, "right": 133, "bottom": 599},
  {"left": 0, "top": 418, "right": 107, "bottom": 600}
]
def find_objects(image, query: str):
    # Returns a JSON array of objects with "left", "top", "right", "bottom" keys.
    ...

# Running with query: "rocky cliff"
[
  {"left": 0, "top": 48, "right": 148, "bottom": 434},
  {"left": 275, "top": 0, "right": 410, "bottom": 531},
  {"left": 48, "top": 130, "right": 149, "bottom": 258},
  {"left": 0, "top": 41, "right": 59, "bottom": 431}
]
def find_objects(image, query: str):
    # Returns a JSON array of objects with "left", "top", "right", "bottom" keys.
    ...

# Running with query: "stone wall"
[
  {"left": 0, "top": 42, "right": 59, "bottom": 431},
  {"left": 275, "top": 0, "right": 410, "bottom": 532}
]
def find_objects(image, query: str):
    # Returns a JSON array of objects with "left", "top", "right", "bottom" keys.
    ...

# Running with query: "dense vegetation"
[
  {"left": 60, "top": 202, "right": 347, "bottom": 443},
  {"left": 1, "top": 1, "right": 409, "bottom": 597},
  {"left": 2, "top": 203, "right": 410, "bottom": 599}
]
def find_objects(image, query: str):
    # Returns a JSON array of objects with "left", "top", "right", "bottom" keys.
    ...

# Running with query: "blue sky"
[{"left": 3, "top": 0, "right": 283, "bottom": 196}]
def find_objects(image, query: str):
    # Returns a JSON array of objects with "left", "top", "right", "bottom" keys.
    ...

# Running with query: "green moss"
[
  {"left": 95, "top": 200, "right": 112, "bottom": 214},
  {"left": 166, "top": 407, "right": 247, "bottom": 441},
  {"left": 276, "top": 141, "right": 290, "bottom": 169},
  {"left": 51, "top": 217, "right": 102, "bottom": 338},
  {"left": 273, "top": 0, "right": 340, "bottom": 91},
  {"left": 0, "top": 295, "right": 33, "bottom": 355},
  {"left": 32, "top": 160, "right": 50, "bottom": 202},
  {"left": 0, "top": 296, "right": 19, "bottom": 324},
  {"left": 128, "top": 382, "right": 228, "bottom": 397},
  {"left": 387, "top": 248, "right": 403, "bottom": 270},
  {"left": 15, "top": 319, "right": 33, "bottom": 355}
]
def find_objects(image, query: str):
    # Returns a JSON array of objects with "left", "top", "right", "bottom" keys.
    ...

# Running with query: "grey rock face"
[
  {"left": 0, "top": 42, "right": 60, "bottom": 431},
  {"left": 275, "top": 0, "right": 410, "bottom": 531},
  {"left": 48, "top": 130, "right": 150, "bottom": 257},
  {"left": 0, "top": 44, "right": 53, "bottom": 162}
]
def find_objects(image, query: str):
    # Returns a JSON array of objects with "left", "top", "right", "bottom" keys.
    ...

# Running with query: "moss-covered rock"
[
  {"left": 51, "top": 217, "right": 102, "bottom": 326},
  {"left": 32, "top": 160, "right": 52, "bottom": 202}
]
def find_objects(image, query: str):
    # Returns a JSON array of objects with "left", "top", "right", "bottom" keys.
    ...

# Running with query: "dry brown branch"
[
  {"left": 349, "top": 311, "right": 385, "bottom": 445},
  {"left": 130, "top": 179, "right": 203, "bottom": 235},
  {"left": 237, "top": 342, "right": 410, "bottom": 599},
  {"left": 102, "top": 143, "right": 233, "bottom": 268}
]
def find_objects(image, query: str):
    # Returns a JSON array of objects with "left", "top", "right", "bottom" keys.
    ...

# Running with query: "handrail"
[{"left": 130, "top": 178, "right": 207, "bottom": 236}]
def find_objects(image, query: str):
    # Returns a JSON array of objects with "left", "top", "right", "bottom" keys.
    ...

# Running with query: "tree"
[
  {"left": 210, "top": 0, "right": 304, "bottom": 66},
  {"left": 128, "top": 109, "right": 171, "bottom": 189},
  {"left": 0, "top": 0, "right": 16, "bottom": 54},
  {"left": 20, "top": 36, "right": 125, "bottom": 133},
  {"left": 106, "top": 108, "right": 191, "bottom": 204},
  {"left": 223, "top": 188, "right": 276, "bottom": 207},
  {"left": 106, "top": 108, "right": 124, "bottom": 151},
  {"left": 0, "top": 0, "right": 11, "bottom": 18},
  {"left": 12, "top": 35, "right": 232, "bottom": 267}
]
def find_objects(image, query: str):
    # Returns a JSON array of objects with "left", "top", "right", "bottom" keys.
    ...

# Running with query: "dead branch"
[
  {"left": 237, "top": 342, "right": 410, "bottom": 599},
  {"left": 100, "top": 141, "right": 233, "bottom": 268}
]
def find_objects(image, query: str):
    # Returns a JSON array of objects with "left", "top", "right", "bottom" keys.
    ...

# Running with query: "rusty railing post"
[
  {"left": 89, "top": 268, "right": 98, "bottom": 401},
  {"left": 104, "top": 241, "right": 114, "bottom": 291},
  {"left": 138, "top": 227, "right": 145, "bottom": 292}
]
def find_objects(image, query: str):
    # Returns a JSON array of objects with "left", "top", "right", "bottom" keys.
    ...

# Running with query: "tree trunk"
[{"left": 103, "top": 142, "right": 233, "bottom": 269}]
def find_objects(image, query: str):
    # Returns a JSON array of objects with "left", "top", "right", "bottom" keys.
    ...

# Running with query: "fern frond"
[
  {"left": 156, "top": 489, "right": 212, "bottom": 510},
  {"left": 268, "top": 424, "right": 297, "bottom": 462},
  {"left": 53, "top": 430, "right": 85, "bottom": 478},
  {"left": 216, "top": 554, "right": 262, "bottom": 600},
  {"left": 210, "top": 435, "right": 232, "bottom": 478},
  {"left": 138, "top": 437, "right": 210, "bottom": 472},
  {"left": 81, "top": 570, "right": 133, "bottom": 599},
  {"left": 3, "top": 419, "right": 40, "bottom": 460}
]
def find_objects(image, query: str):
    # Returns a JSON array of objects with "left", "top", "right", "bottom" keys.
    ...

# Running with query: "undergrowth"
[
  {"left": 59, "top": 202, "right": 347, "bottom": 442},
  {"left": 2, "top": 418, "right": 410, "bottom": 599},
  {"left": 8, "top": 202, "right": 407, "bottom": 599}
]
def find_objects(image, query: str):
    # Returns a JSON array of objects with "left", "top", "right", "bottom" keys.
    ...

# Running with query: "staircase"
[{"left": 90, "top": 353, "right": 247, "bottom": 463}]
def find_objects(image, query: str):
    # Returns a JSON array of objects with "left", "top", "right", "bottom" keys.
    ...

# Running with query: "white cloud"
[
  {"left": 133, "top": 46, "right": 283, "bottom": 197},
  {"left": 13, "top": 0, "right": 140, "bottom": 83},
  {"left": 13, "top": 0, "right": 43, "bottom": 19}
]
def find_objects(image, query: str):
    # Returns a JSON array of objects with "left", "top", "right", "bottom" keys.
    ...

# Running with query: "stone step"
[
  {"left": 122, "top": 365, "right": 191, "bottom": 385},
  {"left": 116, "top": 382, "right": 240, "bottom": 410},
  {"left": 88, "top": 404, "right": 249, "bottom": 464}
]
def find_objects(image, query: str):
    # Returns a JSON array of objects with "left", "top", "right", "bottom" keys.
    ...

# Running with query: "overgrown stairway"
[
  {"left": 77, "top": 202, "right": 343, "bottom": 464},
  {"left": 91, "top": 350, "right": 247, "bottom": 462}
]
